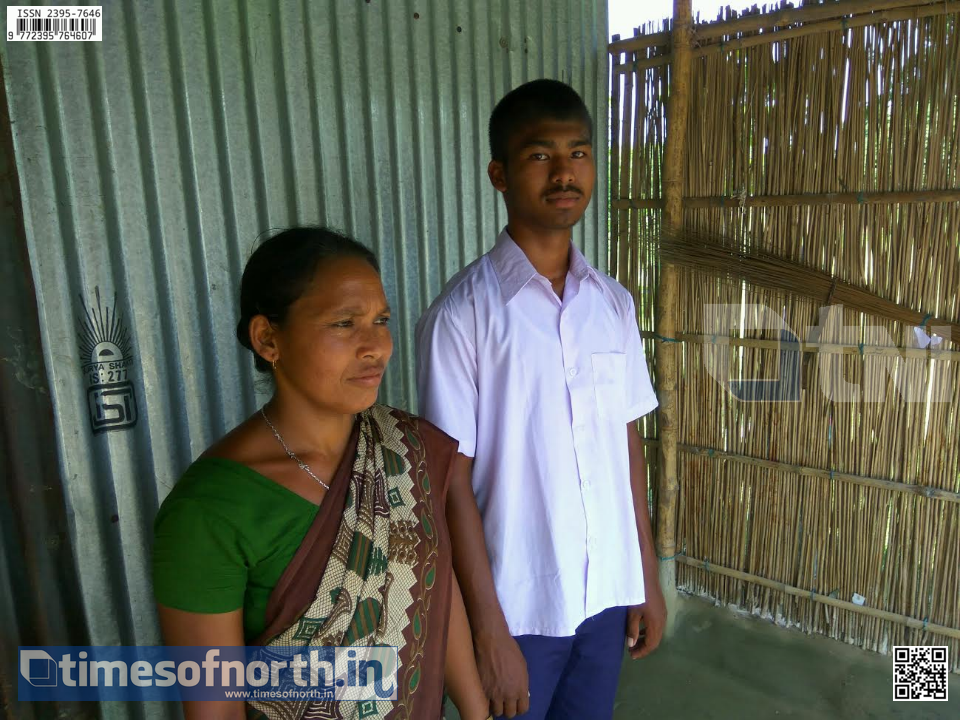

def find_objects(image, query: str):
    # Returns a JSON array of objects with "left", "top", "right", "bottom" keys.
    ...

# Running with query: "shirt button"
[{"left": 568, "top": 368, "right": 578, "bottom": 378}]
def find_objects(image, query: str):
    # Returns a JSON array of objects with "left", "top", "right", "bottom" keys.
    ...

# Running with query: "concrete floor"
[
  {"left": 448, "top": 595, "right": 959, "bottom": 719},
  {"left": 613, "top": 596, "right": 959, "bottom": 719}
]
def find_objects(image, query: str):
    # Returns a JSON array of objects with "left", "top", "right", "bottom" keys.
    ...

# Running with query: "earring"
[{"left": 272, "top": 359, "right": 277, "bottom": 371}]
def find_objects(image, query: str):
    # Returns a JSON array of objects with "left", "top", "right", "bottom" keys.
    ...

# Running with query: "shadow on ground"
[{"left": 614, "top": 595, "right": 959, "bottom": 719}]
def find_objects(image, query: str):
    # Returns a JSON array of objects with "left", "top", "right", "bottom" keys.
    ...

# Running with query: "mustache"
[{"left": 544, "top": 185, "right": 584, "bottom": 197}]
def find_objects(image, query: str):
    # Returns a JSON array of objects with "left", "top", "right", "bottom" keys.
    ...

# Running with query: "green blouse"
[{"left": 152, "top": 457, "right": 319, "bottom": 642}]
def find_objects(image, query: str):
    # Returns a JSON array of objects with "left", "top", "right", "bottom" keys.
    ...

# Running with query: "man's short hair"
[{"left": 488, "top": 79, "right": 593, "bottom": 163}]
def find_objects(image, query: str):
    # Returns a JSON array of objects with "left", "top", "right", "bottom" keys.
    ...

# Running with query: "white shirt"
[{"left": 415, "top": 229, "right": 659, "bottom": 637}]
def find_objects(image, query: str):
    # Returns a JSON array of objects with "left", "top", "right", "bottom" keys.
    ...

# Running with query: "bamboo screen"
[{"left": 610, "top": 2, "right": 960, "bottom": 671}]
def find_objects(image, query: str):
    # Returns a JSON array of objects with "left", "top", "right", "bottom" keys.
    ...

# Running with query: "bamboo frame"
[
  {"left": 608, "top": 0, "right": 945, "bottom": 54},
  {"left": 690, "top": 0, "right": 943, "bottom": 40},
  {"left": 616, "top": 2, "right": 960, "bottom": 73},
  {"left": 638, "top": 332, "right": 960, "bottom": 360},
  {"left": 615, "top": 1, "right": 960, "bottom": 671},
  {"left": 676, "top": 556, "right": 960, "bottom": 640},
  {"left": 613, "top": 189, "right": 960, "bottom": 210},
  {"left": 655, "top": 0, "right": 692, "bottom": 574}
]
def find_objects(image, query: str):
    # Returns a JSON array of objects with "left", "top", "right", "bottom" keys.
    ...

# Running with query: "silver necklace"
[{"left": 260, "top": 407, "right": 331, "bottom": 490}]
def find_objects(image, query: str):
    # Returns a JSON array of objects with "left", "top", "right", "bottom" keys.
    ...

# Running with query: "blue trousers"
[{"left": 496, "top": 606, "right": 628, "bottom": 720}]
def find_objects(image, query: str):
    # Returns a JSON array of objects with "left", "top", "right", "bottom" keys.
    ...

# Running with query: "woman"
[{"left": 153, "top": 227, "right": 489, "bottom": 720}]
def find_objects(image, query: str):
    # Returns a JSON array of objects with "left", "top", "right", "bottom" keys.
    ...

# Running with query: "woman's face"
[{"left": 271, "top": 255, "right": 393, "bottom": 415}]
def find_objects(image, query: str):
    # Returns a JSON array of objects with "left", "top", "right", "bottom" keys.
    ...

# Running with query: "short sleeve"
[
  {"left": 622, "top": 294, "right": 659, "bottom": 422},
  {"left": 152, "top": 497, "right": 247, "bottom": 614},
  {"left": 415, "top": 303, "right": 479, "bottom": 457},
  {"left": 414, "top": 418, "right": 460, "bottom": 508}
]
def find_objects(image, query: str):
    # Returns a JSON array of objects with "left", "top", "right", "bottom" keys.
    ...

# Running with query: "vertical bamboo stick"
[
  {"left": 610, "top": 37, "right": 623, "bottom": 279},
  {"left": 656, "top": 0, "right": 693, "bottom": 600}
]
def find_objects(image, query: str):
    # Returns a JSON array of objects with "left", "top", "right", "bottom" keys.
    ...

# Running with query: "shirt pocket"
[{"left": 591, "top": 352, "right": 627, "bottom": 420}]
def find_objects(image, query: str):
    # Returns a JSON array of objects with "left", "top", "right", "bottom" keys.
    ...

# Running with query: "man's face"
[{"left": 488, "top": 118, "right": 595, "bottom": 233}]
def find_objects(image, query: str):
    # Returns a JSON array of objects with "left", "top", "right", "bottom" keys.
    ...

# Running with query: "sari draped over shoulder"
[{"left": 247, "top": 405, "right": 456, "bottom": 720}]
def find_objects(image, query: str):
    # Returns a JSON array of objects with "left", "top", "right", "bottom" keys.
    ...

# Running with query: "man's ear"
[
  {"left": 487, "top": 160, "right": 507, "bottom": 194},
  {"left": 249, "top": 315, "right": 280, "bottom": 366}
]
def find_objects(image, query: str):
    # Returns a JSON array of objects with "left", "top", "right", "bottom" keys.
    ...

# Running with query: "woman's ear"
[{"left": 249, "top": 315, "right": 279, "bottom": 367}]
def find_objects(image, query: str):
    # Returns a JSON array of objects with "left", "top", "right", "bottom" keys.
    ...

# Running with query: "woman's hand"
[
  {"left": 444, "top": 454, "right": 529, "bottom": 716},
  {"left": 445, "top": 577, "right": 493, "bottom": 720}
]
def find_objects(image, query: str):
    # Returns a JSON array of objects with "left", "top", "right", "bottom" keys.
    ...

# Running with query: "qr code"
[{"left": 893, "top": 646, "right": 948, "bottom": 701}]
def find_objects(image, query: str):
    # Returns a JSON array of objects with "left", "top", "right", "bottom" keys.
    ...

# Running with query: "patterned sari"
[{"left": 247, "top": 405, "right": 455, "bottom": 720}]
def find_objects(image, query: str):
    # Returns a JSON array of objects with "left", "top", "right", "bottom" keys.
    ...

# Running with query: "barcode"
[
  {"left": 893, "top": 646, "right": 949, "bottom": 701},
  {"left": 16, "top": 18, "right": 96, "bottom": 33},
  {"left": 6, "top": 6, "right": 102, "bottom": 41}
]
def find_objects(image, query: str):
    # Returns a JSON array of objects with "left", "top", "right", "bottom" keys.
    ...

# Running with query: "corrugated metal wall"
[
  {"left": 0, "top": 59, "right": 93, "bottom": 720},
  {"left": 1, "top": 0, "right": 607, "bottom": 716}
]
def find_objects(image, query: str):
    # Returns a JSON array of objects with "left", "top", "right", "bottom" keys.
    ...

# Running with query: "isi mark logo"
[{"left": 76, "top": 288, "right": 139, "bottom": 434}]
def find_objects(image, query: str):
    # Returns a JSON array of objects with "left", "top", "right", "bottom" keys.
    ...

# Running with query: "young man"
[{"left": 416, "top": 79, "right": 665, "bottom": 720}]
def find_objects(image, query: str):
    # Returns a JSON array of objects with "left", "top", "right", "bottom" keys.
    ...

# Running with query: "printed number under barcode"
[
  {"left": 16, "top": 17, "right": 96, "bottom": 34},
  {"left": 893, "top": 646, "right": 949, "bottom": 701}
]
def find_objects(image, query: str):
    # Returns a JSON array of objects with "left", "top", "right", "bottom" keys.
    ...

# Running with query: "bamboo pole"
[
  {"left": 612, "top": 188, "right": 960, "bottom": 209},
  {"left": 610, "top": 35, "right": 624, "bottom": 279},
  {"left": 620, "top": 2, "right": 960, "bottom": 73},
  {"left": 676, "top": 556, "right": 960, "bottom": 640},
  {"left": 680, "top": 445, "right": 960, "bottom": 505},
  {"left": 617, "top": 55, "right": 636, "bottom": 283},
  {"left": 638, "top": 332, "right": 960, "bottom": 360},
  {"left": 640, "top": 440, "right": 960, "bottom": 505},
  {"left": 608, "top": 0, "right": 945, "bottom": 55},
  {"left": 608, "top": 29, "right": 670, "bottom": 55},
  {"left": 655, "top": 0, "right": 692, "bottom": 592}
]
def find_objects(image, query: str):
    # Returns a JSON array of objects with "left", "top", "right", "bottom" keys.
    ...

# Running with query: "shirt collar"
[
  {"left": 489, "top": 229, "right": 537, "bottom": 304},
  {"left": 489, "top": 228, "right": 599, "bottom": 304},
  {"left": 567, "top": 242, "right": 595, "bottom": 284}
]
